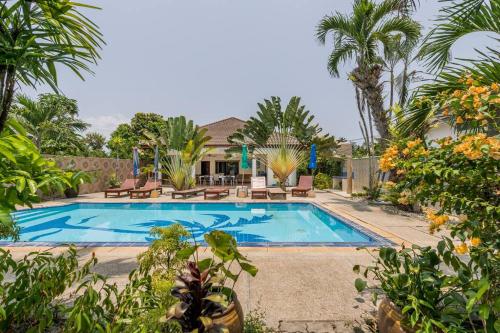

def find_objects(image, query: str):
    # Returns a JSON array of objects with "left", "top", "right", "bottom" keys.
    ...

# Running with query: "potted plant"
[
  {"left": 353, "top": 240, "right": 491, "bottom": 333},
  {"left": 64, "top": 170, "right": 92, "bottom": 198},
  {"left": 167, "top": 231, "right": 258, "bottom": 333},
  {"left": 107, "top": 172, "right": 121, "bottom": 189}
]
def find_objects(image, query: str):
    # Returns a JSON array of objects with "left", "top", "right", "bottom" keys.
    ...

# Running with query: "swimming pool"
[{"left": 4, "top": 202, "right": 390, "bottom": 246}]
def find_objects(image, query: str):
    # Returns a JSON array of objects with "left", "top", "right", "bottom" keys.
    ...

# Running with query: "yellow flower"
[
  {"left": 466, "top": 76, "right": 474, "bottom": 86},
  {"left": 406, "top": 138, "right": 422, "bottom": 149},
  {"left": 402, "top": 148, "right": 410, "bottom": 156},
  {"left": 456, "top": 116, "right": 464, "bottom": 124},
  {"left": 455, "top": 243, "right": 469, "bottom": 255},
  {"left": 491, "top": 83, "right": 499, "bottom": 92},
  {"left": 470, "top": 237, "right": 481, "bottom": 247}
]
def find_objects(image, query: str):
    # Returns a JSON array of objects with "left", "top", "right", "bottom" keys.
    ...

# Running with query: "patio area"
[{"left": 6, "top": 191, "right": 444, "bottom": 331}]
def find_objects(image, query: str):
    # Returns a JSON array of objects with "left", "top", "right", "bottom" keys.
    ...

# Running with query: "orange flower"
[
  {"left": 491, "top": 83, "right": 499, "bottom": 92},
  {"left": 455, "top": 243, "right": 468, "bottom": 255},
  {"left": 470, "top": 237, "right": 481, "bottom": 247},
  {"left": 456, "top": 116, "right": 464, "bottom": 124}
]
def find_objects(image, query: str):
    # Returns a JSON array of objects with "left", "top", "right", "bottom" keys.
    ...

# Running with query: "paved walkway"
[{"left": 5, "top": 190, "right": 445, "bottom": 332}]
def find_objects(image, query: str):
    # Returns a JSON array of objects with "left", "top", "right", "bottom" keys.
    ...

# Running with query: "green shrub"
[
  {"left": 244, "top": 307, "right": 276, "bottom": 333},
  {"left": 313, "top": 172, "right": 332, "bottom": 189},
  {"left": 0, "top": 224, "right": 191, "bottom": 332}
]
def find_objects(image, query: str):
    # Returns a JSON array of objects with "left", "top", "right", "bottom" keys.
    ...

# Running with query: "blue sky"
[{"left": 24, "top": 0, "right": 495, "bottom": 141}]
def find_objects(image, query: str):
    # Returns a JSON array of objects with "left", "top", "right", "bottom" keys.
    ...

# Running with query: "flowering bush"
[{"left": 358, "top": 75, "right": 499, "bottom": 332}]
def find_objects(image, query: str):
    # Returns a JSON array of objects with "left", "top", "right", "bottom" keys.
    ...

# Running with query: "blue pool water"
[{"left": 7, "top": 203, "right": 388, "bottom": 246}]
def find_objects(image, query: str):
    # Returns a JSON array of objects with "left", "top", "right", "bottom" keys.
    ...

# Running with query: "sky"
[{"left": 23, "top": 0, "right": 496, "bottom": 141}]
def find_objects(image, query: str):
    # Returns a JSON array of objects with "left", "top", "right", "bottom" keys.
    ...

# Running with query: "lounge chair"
[
  {"left": 291, "top": 176, "right": 313, "bottom": 197},
  {"left": 104, "top": 178, "right": 137, "bottom": 198},
  {"left": 268, "top": 188, "right": 287, "bottom": 200},
  {"left": 204, "top": 188, "right": 230, "bottom": 200},
  {"left": 171, "top": 188, "right": 207, "bottom": 199},
  {"left": 251, "top": 177, "right": 267, "bottom": 199},
  {"left": 129, "top": 179, "right": 163, "bottom": 199}
]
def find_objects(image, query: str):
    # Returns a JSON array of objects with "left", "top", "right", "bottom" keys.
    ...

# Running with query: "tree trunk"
[
  {"left": 351, "top": 65, "right": 391, "bottom": 148},
  {"left": 0, "top": 66, "right": 16, "bottom": 133}
]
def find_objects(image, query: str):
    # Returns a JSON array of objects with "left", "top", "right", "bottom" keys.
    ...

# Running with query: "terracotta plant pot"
[
  {"left": 378, "top": 298, "right": 415, "bottom": 333},
  {"left": 212, "top": 295, "right": 244, "bottom": 333}
]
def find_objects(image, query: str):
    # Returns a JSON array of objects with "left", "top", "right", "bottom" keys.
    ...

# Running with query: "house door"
[{"left": 201, "top": 161, "right": 210, "bottom": 175}]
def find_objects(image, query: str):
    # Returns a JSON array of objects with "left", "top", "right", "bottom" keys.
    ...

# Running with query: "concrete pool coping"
[{"left": 4, "top": 198, "right": 403, "bottom": 248}]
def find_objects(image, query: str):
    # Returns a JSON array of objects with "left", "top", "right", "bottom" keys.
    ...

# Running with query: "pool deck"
[{"left": 4, "top": 189, "right": 446, "bottom": 332}]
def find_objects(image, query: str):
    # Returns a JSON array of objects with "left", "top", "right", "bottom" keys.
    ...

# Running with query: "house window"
[{"left": 215, "top": 161, "right": 239, "bottom": 175}]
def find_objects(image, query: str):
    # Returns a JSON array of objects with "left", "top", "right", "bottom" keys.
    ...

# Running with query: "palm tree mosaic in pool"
[{"left": 10, "top": 203, "right": 380, "bottom": 245}]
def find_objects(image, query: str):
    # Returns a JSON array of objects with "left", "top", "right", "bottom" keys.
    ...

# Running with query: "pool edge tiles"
[{"left": 2, "top": 202, "right": 395, "bottom": 247}]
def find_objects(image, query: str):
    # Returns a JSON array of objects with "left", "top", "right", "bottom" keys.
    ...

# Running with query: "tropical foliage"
[
  {"left": 108, "top": 113, "right": 168, "bottom": 159},
  {"left": 316, "top": 0, "right": 421, "bottom": 145},
  {"left": 84, "top": 132, "right": 107, "bottom": 157},
  {"left": 0, "top": 226, "right": 258, "bottom": 333},
  {"left": 0, "top": 119, "right": 71, "bottom": 240},
  {"left": 228, "top": 96, "right": 334, "bottom": 151},
  {"left": 11, "top": 94, "right": 89, "bottom": 155},
  {"left": 0, "top": 0, "right": 103, "bottom": 133},
  {"left": 149, "top": 116, "right": 211, "bottom": 190},
  {"left": 0, "top": 225, "right": 190, "bottom": 332},
  {"left": 253, "top": 134, "right": 306, "bottom": 190},
  {"left": 365, "top": 68, "right": 499, "bottom": 331},
  {"left": 419, "top": 0, "right": 500, "bottom": 72},
  {"left": 168, "top": 230, "right": 258, "bottom": 332}
]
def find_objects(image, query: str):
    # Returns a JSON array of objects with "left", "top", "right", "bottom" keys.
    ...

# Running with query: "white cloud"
[{"left": 83, "top": 115, "right": 129, "bottom": 138}]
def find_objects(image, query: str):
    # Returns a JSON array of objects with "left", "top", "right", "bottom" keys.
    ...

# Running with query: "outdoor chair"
[
  {"left": 104, "top": 178, "right": 137, "bottom": 198},
  {"left": 291, "top": 176, "right": 313, "bottom": 197},
  {"left": 129, "top": 179, "right": 162, "bottom": 199},
  {"left": 250, "top": 177, "right": 268, "bottom": 199}
]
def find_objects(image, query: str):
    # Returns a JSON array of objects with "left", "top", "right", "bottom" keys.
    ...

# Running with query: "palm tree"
[
  {"left": 12, "top": 94, "right": 89, "bottom": 154},
  {"left": 228, "top": 96, "right": 336, "bottom": 153},
  {"left": 316, "top": 0, "right": 421, "bottom": 145},
  {"left": 419, "top": 0, "right": 499, "bottom": 72},
  {"left": 0, "top": 1, "right": 103, "bottom": 133}
]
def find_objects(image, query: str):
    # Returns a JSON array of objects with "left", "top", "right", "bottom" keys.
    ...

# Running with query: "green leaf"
[
  {"left": 479, "top": 304, "right": 490, "bottom": 320},
  {"left": 239, "top": 262, "right": 258, "bottom": 277},
  {"left": 176, "top": 246, "right": 197, "bottom": 260},
  {"left": 354, "top": 278, "right": 367, "bottom": 292}
]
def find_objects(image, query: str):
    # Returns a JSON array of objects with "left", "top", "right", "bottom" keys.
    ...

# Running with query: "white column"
[{"left": 252, "top": 158, "right": 257, "bottom": 177}]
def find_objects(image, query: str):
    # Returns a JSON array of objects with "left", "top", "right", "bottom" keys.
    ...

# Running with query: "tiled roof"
[{"left": 200, "top": 117, "right": 246, "bottom": 146}]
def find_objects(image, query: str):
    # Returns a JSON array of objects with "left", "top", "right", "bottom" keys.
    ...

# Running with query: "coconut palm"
[
  {"left": 316, "top": 0, "right": 421, "bottom": 144},
  {"left": 420, "top": 0, "right": 500, "bottom": 72},
  {"left": 0, "top": 0, "right": 103, "bottom": 133},
  {"left": 12, "top": 94, "right": 89, "bottom": 154}
]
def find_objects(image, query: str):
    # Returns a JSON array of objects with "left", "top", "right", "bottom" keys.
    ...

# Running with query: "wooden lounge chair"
[
  {"left": 291, "top": 176, "right": 313, "bottom": 197},
  {"left": 129, "top": 179, "right": 163, "bottom": 199},
  {"left": 104, "top": 178, "right": 136, "bottom": 198},
  {"left": 268, "top": 188, "right": 287, "bottom": 200},
  {"left": 251, "top": 177, "right": 268, "bottom": 199},
  {"left": 171, "top": 188, "right": 206, "bottom": 199},
  {"left": 204, "top": 188, "right": 230, "bottom": 200}
]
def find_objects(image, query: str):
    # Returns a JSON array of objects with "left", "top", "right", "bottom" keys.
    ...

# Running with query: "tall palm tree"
[
  {"left": 12, "top": 94, "right": 89, "bottom": 154},
  {"left": 316, "top": 0, "right": 421, "bottom": 145}
]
